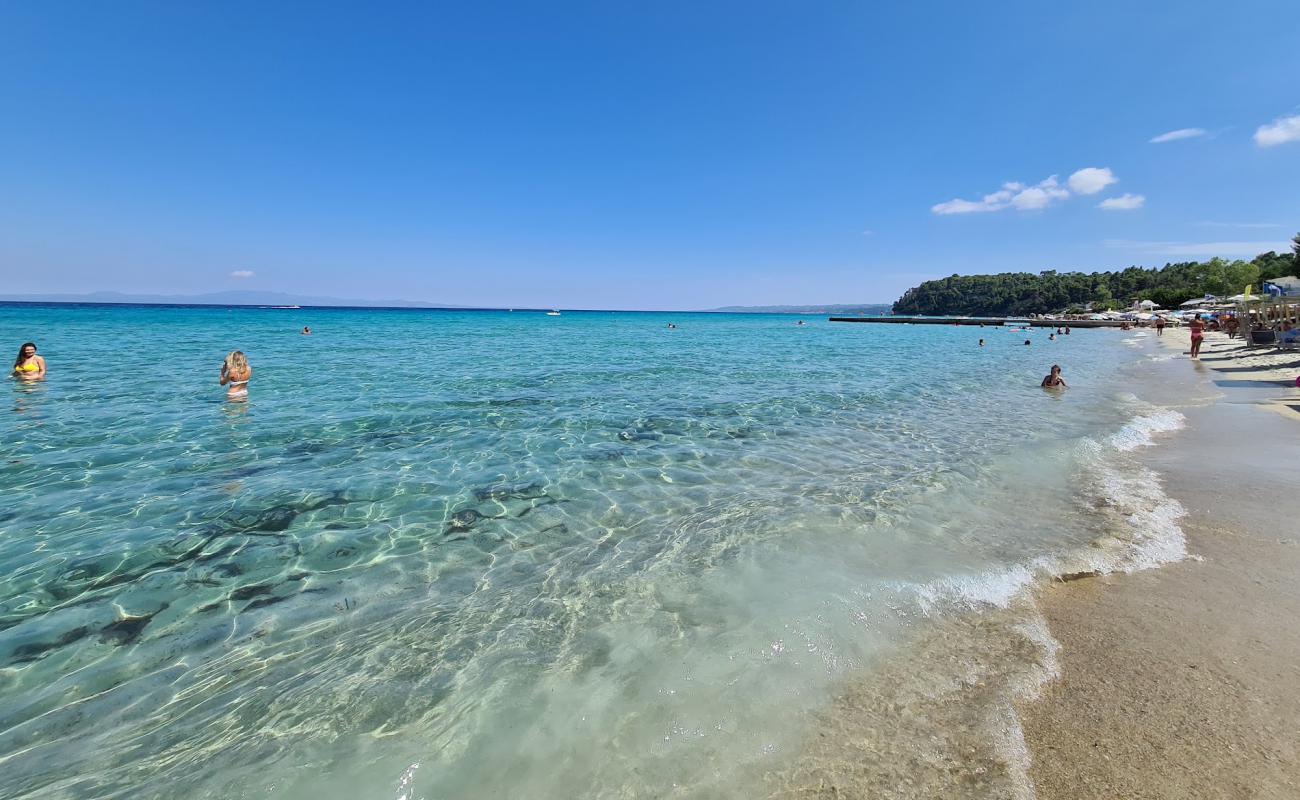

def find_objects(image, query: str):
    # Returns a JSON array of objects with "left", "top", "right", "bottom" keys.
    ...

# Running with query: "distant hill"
[
  {"left": 705, "top": 303, "right": 893, "bottom": 315},
  {"left": 891, "top": 250, "right": 1296, "bottom": 316},
  {"left": 0, "top": 290, "right": 463, "bottom": 308}
]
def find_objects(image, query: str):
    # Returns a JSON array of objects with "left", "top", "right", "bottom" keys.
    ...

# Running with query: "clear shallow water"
[{"left": 0, "top": 307, "right": 1184, "bottom": 799}]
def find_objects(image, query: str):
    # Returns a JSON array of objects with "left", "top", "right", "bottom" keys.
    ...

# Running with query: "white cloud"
[
  {"left": 1098, "top": 193, "right": 1145, "bottom": 211},
  {"left": 1103, "top": 239, "right": 1290, "bottom": 256},
  {"left": 931, "top": 191, "right": 1010, "bottom": 215},
  {"left": 1010, "top": 175, "right": 1069, "bottom": 210},
  {"left": 1067, "top": 167, "right": 1117, "bottom": 195},
  {"left": 1254, "top": 114, "right": 1300, "bottom": 147},
  {"left": 230, "top": 270, "right": 255, "bottom": 278},
  {"left": 932, "top": 176, "right": 1070, "bottom": 215},
  {"left": 1196, "top": 221, "right": 1282, "bottom": 229},
  {"left": 1149, "top": 128, "right": 1206, "bottom": 143}
]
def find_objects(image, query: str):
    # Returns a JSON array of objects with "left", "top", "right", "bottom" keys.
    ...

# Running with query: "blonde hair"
[{"left": 223, "top": 350, "right": 249, "bottom": 376}]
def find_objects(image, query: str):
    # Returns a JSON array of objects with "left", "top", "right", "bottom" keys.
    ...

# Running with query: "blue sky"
[{"left": 1, "top": 1, "right": 1297, "bottom": 309}]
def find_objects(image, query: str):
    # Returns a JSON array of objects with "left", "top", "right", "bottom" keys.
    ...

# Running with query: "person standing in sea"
[
  {"left": 12, "top": 342, "right": 46, "bottom": 380},
  {"left": 220, "top": 351, "right": 252, "bottom": 400},
  {"left": 1041, "top": 364, "right": 1067, "bottom": 388}
]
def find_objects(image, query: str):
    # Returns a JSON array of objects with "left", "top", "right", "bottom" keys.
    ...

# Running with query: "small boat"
[{"left": 546, "top": 310, "right": 561, "bottom": 316}]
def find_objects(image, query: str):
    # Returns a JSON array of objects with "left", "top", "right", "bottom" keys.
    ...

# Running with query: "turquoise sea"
[{"left": 0, "top": 305, "right": 1193, "bottom": 799}]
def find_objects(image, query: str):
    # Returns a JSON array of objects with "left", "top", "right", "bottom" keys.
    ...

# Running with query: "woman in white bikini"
[{"left": 219, "top": 350, "right": 252, "bottom": 400}]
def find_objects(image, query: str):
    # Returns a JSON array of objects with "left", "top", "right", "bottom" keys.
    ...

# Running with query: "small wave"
[
  {"left": 909, "top": 565, "right": 1038, "bottom": 615},
  {"left": 1109, "top": 407, "right": 1185, "bottom": 451},
  {"left": 1088, "top": 458, "right": 1189, "bottom": 571},
  {"left": 1144, "top": 352, "right": 1181, "bottom": 362},
  {"left": 906, "top": 413, "right": 1190, "bottom": 613}
]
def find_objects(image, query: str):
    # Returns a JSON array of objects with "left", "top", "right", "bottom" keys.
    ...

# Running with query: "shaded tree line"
[{"left": 892, "top": 240, "right": 1298, "bottom": 316}]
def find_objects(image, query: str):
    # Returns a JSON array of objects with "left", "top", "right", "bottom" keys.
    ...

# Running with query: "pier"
[{"left": 828, "top": 316, "right": 1125, "bottom": 328}]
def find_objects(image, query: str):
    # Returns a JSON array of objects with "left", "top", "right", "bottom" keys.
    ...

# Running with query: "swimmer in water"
[
  {"left": 1049, "top": 333, "right": 1056, "bottom": 341},
  {"left": 12, "top": 342, "right": 46, "bottom": 380},
  {"left": 1041, "top": 364, "right": 1067, "bottom": 388},
  {"left": 219, "top": 350, "right": 252, "bottom": 400},
  {"left": 1024, "top": 339, "right": 1032, "bottom": 346},
  {"left": 302, "top": 326, "right": 311, "bottom": 335},
  {"left": 667, "top": 323, "right": 677, "bottom": 329},
  {"left": 979, "top": 339, "right": 985, "bottom": 347}
]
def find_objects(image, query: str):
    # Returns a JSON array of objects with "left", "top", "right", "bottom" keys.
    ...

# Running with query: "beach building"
[{"left": 1263, "top": 276, "right": 1300, "bottom": 297}]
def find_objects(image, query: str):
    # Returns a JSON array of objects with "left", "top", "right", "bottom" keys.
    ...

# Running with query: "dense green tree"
[
  {"left": 891, "top": 250, "right": 1292, "bottom": 316},
  {"left": 1254, "top": 251, "right": 1294, "bottom": 283}
]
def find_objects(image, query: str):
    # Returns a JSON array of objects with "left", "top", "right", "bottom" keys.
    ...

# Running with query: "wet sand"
[{"left": 1019, "top": 334, "right": 1300, "bottom": 798}]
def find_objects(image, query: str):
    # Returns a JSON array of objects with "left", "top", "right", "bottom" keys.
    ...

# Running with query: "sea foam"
[{"left": 1108, "top": 407, "right": 1186, "bottom": 451}]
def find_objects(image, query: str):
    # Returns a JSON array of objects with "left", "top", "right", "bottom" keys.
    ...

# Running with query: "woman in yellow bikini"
[
  {"left": 219, "top": 350, "right": 252, "bottom": 400},
  {"left": 12, "top": 342, "right": 46, "bottom": 380}
]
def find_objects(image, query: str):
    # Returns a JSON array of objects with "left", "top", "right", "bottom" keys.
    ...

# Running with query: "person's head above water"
[
  {"left": 979, "top": 339, "right": 985, "bottom": 346},
  {"left": 223, "top": 350, "right": 249, "bottom": 376},
  {"left": 302, "top": 326, "right": 311, "bottom": 334},
  {"left": 14, "top": 342, "right": 37, "bottom": 367},
  {"left": 1024, "top": 339, "right": 1032, "bottom": 345},
  {"left": 1042, "top": 364, "right": 1067, "bottom": 388}
]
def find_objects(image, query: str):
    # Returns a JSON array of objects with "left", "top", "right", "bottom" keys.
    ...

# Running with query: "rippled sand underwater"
[{"left": 0, "top": 308, "right": 1190, "bottom": 799}]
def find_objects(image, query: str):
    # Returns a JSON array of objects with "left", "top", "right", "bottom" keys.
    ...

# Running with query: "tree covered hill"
[{"left": 892, "top": 244, "right": 1297, "bottom": 317}]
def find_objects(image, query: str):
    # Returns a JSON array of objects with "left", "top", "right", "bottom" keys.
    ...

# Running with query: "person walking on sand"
[
  {"left": 12, "top": 342, "right": 46, "bottom": 380},
  {"left": 219, "top": 350, "right": 252, "bottom": 400},
  {"left": 1041, "top": 364, "right": 1067, "bottom": 389},
  {"left": 1155, "top": 318, "right": 1165, "bottom": 336},
  {"left": 1189, "top": 314, "right": 1205, "bottom": 359}
]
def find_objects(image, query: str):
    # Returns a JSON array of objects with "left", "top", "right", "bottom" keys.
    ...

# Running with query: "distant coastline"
[
  {"left": 704, "top": 303, "right": 892, "bottom": 315},
  {"left": 0, "top": 290, "right": 463, "bottom": 309},
  {"left": 1, "top": 295, "right": 894, "bottom": 315}
]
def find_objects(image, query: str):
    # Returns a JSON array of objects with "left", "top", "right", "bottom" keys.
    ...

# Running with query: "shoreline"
[{"left": 1018, "top": 329, "right": 1300, "bottom": 798}]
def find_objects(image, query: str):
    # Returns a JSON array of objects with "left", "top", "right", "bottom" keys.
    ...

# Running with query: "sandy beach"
[{"left": 1020, "top": 329, "right": 1300, "bottom": 798}]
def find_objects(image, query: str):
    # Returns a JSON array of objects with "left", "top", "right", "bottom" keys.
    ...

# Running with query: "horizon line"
[{"left": 0, "top": 299, "right": 895, "bottom": 315}]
